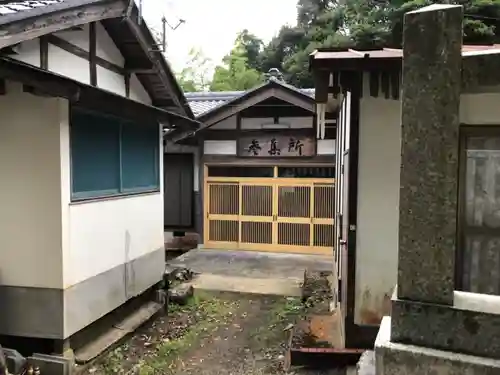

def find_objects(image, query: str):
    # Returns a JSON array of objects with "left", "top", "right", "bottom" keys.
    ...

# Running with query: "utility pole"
[{"left": 135, "top": 0, "right": 185, "bottom": 53}]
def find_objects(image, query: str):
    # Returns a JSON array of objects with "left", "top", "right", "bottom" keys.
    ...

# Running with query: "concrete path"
[{"left": 167, "top": 248, "right": 334, "bottom": 296}]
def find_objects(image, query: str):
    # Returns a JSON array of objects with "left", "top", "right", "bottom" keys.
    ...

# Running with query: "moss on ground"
[{"left": 135, "top": 292, "right": 238, "bottom": 375}]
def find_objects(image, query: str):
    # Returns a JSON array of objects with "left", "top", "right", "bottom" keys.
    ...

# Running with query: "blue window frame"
[{"left": 70, "top": 108, "right": 160, "bottom": 200}]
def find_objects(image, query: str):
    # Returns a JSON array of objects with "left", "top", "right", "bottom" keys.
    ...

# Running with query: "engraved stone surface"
[{"left": 397, "top": 4, "right": 463, "bottom": 305}]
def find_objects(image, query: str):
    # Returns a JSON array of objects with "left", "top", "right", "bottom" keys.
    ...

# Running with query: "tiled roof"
[
  {"left": 186, "top": 87, "right": 315, "bottom": 117},
  {"left": 0, "top": 0, "right": 64, "bottom": 16}
]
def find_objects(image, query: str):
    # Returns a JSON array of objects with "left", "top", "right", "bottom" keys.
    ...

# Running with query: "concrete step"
[
  {"left": 74, "top": 301, "right": 163, "bottom": 364},
  {"left": 186, "top": 273, "right": 303, "bottom": 296}
]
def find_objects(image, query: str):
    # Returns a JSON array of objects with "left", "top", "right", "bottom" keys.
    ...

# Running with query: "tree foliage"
[
  {"left": 257, "top": 0, "right": 500, "bottom": 88},
  {"left": 209, "top": 32, "right": 264, "bottom": 91},
  {"left": 185, "top": 0, "right": 500, "bottom": 91},
  {"left": 175, "top": 48, "right": 213, "bottom": 92}
]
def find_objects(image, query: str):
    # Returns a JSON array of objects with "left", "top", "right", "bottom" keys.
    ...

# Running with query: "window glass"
[
  {"left": 278, "top": 166, "right": 334, "bottom": 178},
  {"left": 71, "top": 111, "right": 120, "bottom": 198},
  {"left": 460, "top": 134, "right": 500, "bottom": 295},
  {"left": 70, "top": 108, "right": 160, "bottom": 200},
  {"left": 121, "top": 121, "right": 159, "bottom": 191}
]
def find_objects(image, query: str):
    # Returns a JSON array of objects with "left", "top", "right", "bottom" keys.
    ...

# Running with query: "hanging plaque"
[{"left": 238, "top": 135, "right": 315, "bottom": 157}]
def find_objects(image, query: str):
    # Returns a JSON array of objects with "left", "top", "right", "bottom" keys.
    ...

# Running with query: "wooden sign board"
[{"left": 238, "top": 135, "right": 315, "bottom": 157}]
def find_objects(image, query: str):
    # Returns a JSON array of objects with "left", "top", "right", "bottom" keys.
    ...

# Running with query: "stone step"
[
  {"left": 74, "top": 301, "right": 163, "bottom": 364},
  {"left": 187, "top": 273, "right": 303, "bottom": 296}
]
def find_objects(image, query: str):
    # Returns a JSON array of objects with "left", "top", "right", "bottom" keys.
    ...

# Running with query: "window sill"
[{"left": 70, "top": 190, "right": 160, "bottom": 205}]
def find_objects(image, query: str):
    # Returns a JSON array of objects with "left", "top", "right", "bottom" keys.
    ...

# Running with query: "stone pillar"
[
  {"left": 374, "top": 4, "right": 500, "bottom": 374},
  {"left": 397, "top": 4, "right": 462, "bottom": 305}
]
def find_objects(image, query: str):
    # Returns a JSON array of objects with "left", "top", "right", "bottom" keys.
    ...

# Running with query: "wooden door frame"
[{"left": 339, "top": 78, "right": 379, "bottom": 350}]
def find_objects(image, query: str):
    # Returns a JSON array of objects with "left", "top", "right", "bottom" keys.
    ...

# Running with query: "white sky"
[{"left": 141, "top": 0, "right": 298, "bottom": 73}]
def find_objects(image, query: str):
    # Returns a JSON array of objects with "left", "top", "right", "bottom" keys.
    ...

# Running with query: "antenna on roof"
[
  {"left": 138, "top": 0, "right": 143, "bottom": 24},
  {"left": 128, "top": 0, "right": 186, "bottom": 52},
  {"left": 150, "top": 18, "right": 186, "bottom": 53}
]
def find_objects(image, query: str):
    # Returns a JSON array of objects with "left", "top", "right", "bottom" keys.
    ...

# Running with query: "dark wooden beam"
[
  {"left": 47, "top": 34, "right": 124, "bottom": 76},
  {"left": 152, "top": 99, "right": 177, "bottom": 107},
  {"left": 124, "top": 72, "right": 130, "bottom": 97},
  {"left": 0, "top": 58, "right": 80, "bottom": 100},
  {"left": 23, "top": 84, "right": 52, "bottom": 97},
  {"left": 124, "top": 61, "right": 154, "bottom": 72},
  {"left": 89, "top": 22, "right": 97, "bottom": 86},
  {"left": 124, "top": 17, "right": 184, "bottom": 111},
  {"left": 129, "top": 68, "right": 156, "bottom": 74},
  {"left": 39, "top": 35, "right": 48, "bottom": 70},
  {"left": 0, "top": 0, "right": 127, "bottom": 49}
]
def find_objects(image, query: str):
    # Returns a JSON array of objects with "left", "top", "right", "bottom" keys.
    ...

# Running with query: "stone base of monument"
[{"left": 374, "top": 317, "right": 500, "bottom": 374}]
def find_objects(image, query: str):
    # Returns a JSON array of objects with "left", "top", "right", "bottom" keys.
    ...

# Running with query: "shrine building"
[{"left": 163, "top": 78, "right": 337, "bottom": 256}]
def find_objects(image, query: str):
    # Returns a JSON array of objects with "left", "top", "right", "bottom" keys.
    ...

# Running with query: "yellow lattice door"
[
  {"left": 312, "top": 183, "right": 335, "bottom": 254},
  {"left": 239, "top": 182, "right": 275, "bottom": 251},
  {"left": 205, "top": 182, "right": 239, "bottom": 249},
  {"left": 204, "top": 173, "right": 335, "bottom": 255},
  {"left": 275, "top": 182, "right": 313, "bottom": 253}
]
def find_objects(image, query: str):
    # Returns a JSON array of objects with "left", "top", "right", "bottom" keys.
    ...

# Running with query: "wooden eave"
[
  {"left": 166, "top": 81, "right": 317, "bottom": 144},
  {"left": 309, "top": 47, "right": 500, "bottom": 101},
  {"left": 0, "top": 57, "right": 199, "bottom": 129},
  {"left": 197, "top": 80, "right": 316, "bottom": 127},
  {"left": 0, "top": 0, "right": 194, "bottom": 119}
]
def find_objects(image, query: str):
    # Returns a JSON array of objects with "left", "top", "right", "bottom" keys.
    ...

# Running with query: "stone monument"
[{"left": 374, "top": 4, "right": 500, "bottom": 374}]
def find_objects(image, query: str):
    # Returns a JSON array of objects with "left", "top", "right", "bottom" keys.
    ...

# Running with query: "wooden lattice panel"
[
  {"left": 278, "top": 223, "right": 310, "bottom": 246},
  {"left": 241, "top": 185, "right": 273, "bottom": 216},
  {"left": 241, "top": 221, "right": 273, "bottom": 244},
  {"left": 208, "top": 183, "right": 238, "bottom": 215},
  {"left": 209, "top": 220, "right": 238, "bottom": 242},
  {"left": 314, "top": 184, "right": 335, "bottom": 219},
  {"left": 278, "top": 186, "right": 311, "bottom": 218},
  {"left": 314, "top": 224, "right": 335, "bottom": 247},
  {"left": 204, "top": 174, "right": 335, "bottom": 255}
]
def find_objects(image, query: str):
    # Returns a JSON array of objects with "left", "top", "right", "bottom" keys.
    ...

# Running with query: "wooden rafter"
[{"left": 0, "top": 0, "right": 128, "bottom": 49}]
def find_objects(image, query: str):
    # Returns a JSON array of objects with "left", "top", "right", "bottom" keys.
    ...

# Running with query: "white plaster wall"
[
  {"left": 48, "top": 44, "right": 91, "bottom": 85},
  {"left": 317, "top": 139, "right": 336, "bottom": 155},
  {"left": 0, "top": 81, "right": 65, "bottom": 289},
  {"left": 11, "top": 38, "right": 40, "bottom": 67},
  {"left": 460, "top": 90, "right": 500, "bottom": 124},
  {"left": 97, "top": 65, "right": 125, "bottom": 96},
  {"left": 354, "top": 95, "right": 401, "bottom": 325},
  {"left": 129, "top": 74, "right": 152, "bottom": 105},
  {"left": 211, "top": 116, "right": 237, "bottom": 129},
  {"left": 353, "top": 87, "right": 500, "bottom": 326},
  {"left": 56, "top": 25, "right": 89, "bottom": 51},
  {"left": 95, "top": 22, "right": 125, "bottom": 67},
  {"left": 204, "top": 140, "right": 237, "bottom": 155},
  {"left": 241, "top": 117, "right": 313, "bottom": 129},
  {"left": 12, "top": 24, "right": 151, "bottom": 105},
  {"left": 60, "top": 124, "right": 164, "bottom": 288}
]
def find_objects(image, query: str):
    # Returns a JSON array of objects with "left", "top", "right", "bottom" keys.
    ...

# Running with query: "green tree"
[
  {"left": 388, "top": 0, "right": 500, "bottom": 46},
  {"left": 236, "top": 29, "right": 264, "bottom": 70},
  {"left": 175, "top": 48, "right": 212, "bottom": 92},
  {"left": 256, "top": 0, "right": 500, "bottom": 88},
  {"left": 210, "top": 42, "right": 264, "bottom": 91}
]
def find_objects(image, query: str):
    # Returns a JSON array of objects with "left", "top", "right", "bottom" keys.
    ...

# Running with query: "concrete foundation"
[{"left": 375, "top": 317, "right": 500, "bottom": 374}]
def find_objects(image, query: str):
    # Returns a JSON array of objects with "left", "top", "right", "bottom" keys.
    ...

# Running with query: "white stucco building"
[{"left": 0, "top": 0, "right": 196, "bottom": 354}]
